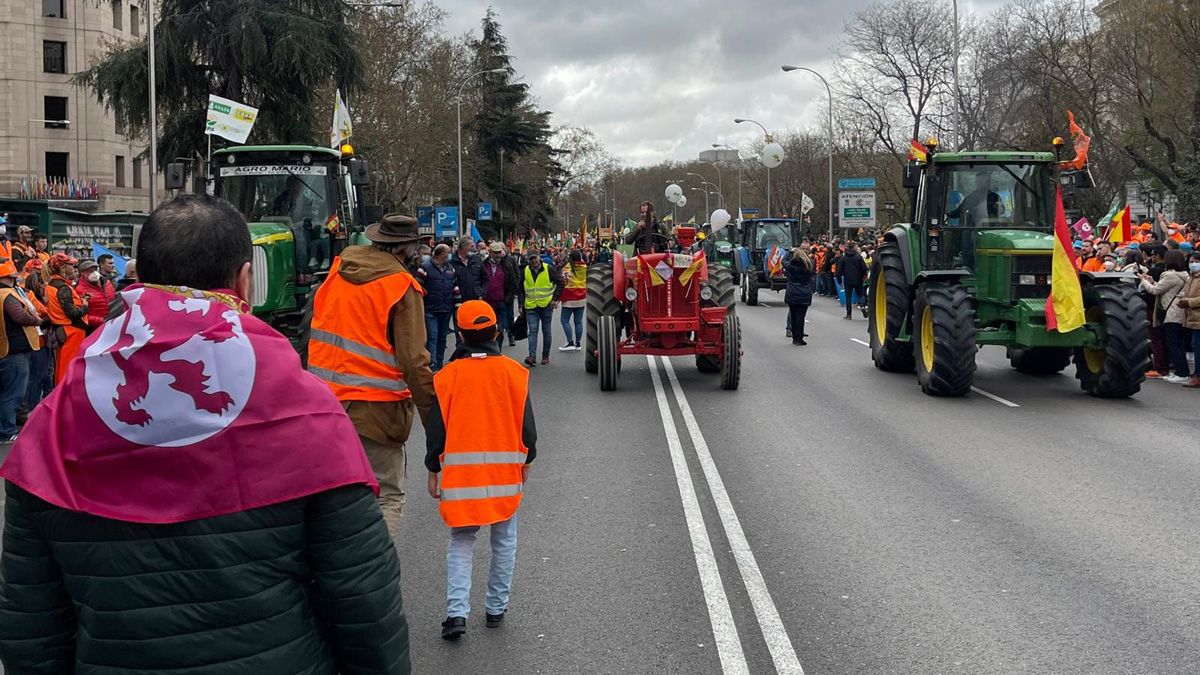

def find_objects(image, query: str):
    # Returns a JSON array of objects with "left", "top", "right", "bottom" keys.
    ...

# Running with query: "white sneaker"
[
  {"left": 574, "top": 344, "right": 583, "bottom": 351},
  {"left": 1163, "top": 374, "right": 1188, "bottom": 384},
  {"left": 558, "top": 344, "right": 574, "bottom": 352}
]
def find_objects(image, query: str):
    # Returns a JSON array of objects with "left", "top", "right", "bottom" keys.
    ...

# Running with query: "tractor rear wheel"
[
  {"left": 598, "top": 314, "right": 619, "bottom": 391},
  {"left": 867, "top": 244, "right": 915, "bottom": 372},
  {"left": 1074, "top": 283, "right": 1148, "bottom": 398},
  {"left": 719, "top": 313, "right": 741, "bottom": 390},
  {"left": 746, "top": 273, "right": 760, "bottom": 306},
  {"left": 585, "top": 263, "right": 621, "bottom": 374},
  {"left": 913, "top": 281, "right": 977, "bottom": 396},
  {"left": 1007, "top": 347, "right": 1071, "bottom": 374},
  {"left": 697, "top": 265, "right": 737, "bottom": 373}
]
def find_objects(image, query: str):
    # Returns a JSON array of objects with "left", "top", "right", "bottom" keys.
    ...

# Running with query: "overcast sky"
[{"left": 443, "top": 0, "right": 1007, "bottom": 166}]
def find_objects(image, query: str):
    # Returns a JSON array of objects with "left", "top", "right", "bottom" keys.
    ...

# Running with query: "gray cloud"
[{"left": 444, "top": 0, "right": 1009, "bottom": 166}]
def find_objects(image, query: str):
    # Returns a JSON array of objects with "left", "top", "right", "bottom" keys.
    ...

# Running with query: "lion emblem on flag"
[{"left": 83, "top": 288, "right": 256, "bottom": 447}]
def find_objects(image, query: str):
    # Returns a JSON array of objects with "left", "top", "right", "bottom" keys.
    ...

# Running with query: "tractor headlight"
[
  {"left": 1018, "top": 274, "right": 1036, "bottom": 285},
  {"left": 625, "top": 287, "right": 638, "bottom": 301},
  {"left": 700, "top": 286, "right": 714, "bottom": 301}
]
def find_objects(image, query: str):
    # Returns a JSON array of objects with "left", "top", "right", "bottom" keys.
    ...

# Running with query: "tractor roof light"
[
  {"left": 926, "top": 136, "right": 940, "bottom": 150},
  {"left": 301, "top": 153, "right": 313, "bottom": 165},
  {"left": 1051, "top": 136, "right": 1065, "bottom": 147},
  {"left": 226, "top": 154, "right": 236, "bottom": 164},
  {"left": 340, "top": 143, "right": 355, "bottom": 157},
  {"left": 625, "top": 286, "right": 638, "bottom": 302}
]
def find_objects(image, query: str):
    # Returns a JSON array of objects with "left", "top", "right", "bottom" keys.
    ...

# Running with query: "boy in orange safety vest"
[{"left": 425, "top": 300, "right": 538, "bottom": 640}]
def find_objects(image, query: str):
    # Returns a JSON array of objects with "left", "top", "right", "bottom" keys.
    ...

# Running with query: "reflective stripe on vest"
[
  {"left": 433, "top": 354, "right": 530, "bottom": 528},
  {"left": 524, "top": 266, "right": 553, "bottom": 308},
  {"left": 308, "top": 255, "right": 420, "bottom": 402}
]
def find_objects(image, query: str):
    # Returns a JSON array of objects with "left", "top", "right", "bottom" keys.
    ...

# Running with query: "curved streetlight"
[
  {"left": 688, "top": 174, "right": 724, "bottom": 214},
  {"left": 457, "top": 68, "right": 507, "bottom": 236},
  {"left": 734, "top": 118, "right": 776, "bottom": 217},
  {"left": 714, "top": 143, "right": 744, "bottom": 217},
  {"left": 782, "top": 65, "right": 835, "bottom": 238},
  {"left": 689, "top": 187, "right": 710, "bottom": 220}
]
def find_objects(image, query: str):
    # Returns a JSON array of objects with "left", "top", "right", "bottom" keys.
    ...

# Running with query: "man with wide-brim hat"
[{"left": 307, "top": 213, "right": 435, "bottom": 539}]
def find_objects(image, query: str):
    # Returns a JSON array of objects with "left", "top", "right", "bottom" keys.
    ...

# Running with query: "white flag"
[
  {"left": 331, "top": 90, "right": 353, "bottom": 148},
  {"left": 737, "top": 208, "right": 745, "bottom": 223},
  {"left": 205, "top": 94, "right": 259, "bottom": 144},
  {"left": 801, "top": 193, "right": 815, "bottom": 215}
]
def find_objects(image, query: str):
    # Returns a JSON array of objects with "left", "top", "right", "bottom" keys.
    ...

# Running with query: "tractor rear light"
[
  {"left": 1018, "top": 274, "right": 1036, "bottom": 285},
  {"left": 625, "top": 287, "right": 638, "bottom": 301},
  {"left": 1036, "top": 275, "right": 1048, "bottom": 285},
  {"left": 700, "top": 286, "right": 714, "bottom": 301}
]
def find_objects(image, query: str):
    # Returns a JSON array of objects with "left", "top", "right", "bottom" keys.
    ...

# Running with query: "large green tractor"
[
  {"left": 868, "top": 148, "right": 1148, "bottom": 398},
  {"left": 208, "top": 145, "right": 369, "bottom": 341}
]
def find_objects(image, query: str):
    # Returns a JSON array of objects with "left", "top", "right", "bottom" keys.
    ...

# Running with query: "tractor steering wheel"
[{"left": 641, "top": 232, "right": 672, "bottom": 252}]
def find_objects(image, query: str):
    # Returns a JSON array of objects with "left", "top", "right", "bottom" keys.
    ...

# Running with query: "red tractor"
[{"left": 584, "top": 226, "right": 741, "bottom": 391}]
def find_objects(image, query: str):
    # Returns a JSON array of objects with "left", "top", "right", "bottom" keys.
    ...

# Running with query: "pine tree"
[{"left": 75, "top": 0, "right": 359, "bottom": 164}]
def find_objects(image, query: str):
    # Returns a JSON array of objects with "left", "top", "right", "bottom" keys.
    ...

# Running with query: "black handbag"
[{"left": 509, "top": 312, "right": 528, "bottom": 341}]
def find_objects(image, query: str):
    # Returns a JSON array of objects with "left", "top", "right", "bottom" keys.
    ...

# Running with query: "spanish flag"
[
  {"left": 1044, "top": 187, "right": 1086, "bottom": 333},
  {"left": 582, "top": 214, "right": 589, "bottom": 244},
  {"left": 1106, "top": 205, "right": 1131, "bottom": 244},
  {"left": 324, "top": 212, "right": 341, "bottom": 233},
  {"left": 908, "top": 139, "right": 929, "bottom": 163}
]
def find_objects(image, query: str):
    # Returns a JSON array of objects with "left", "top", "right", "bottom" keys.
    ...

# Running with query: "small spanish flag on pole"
[
  {"left": 907, "top": 139, "right": 930, "bottom": 163},
  {"left": 1045, "top": 187, "right": 1086, "bottom": 333},
  {"left": 1106, "top": 205, "right": 1131, "bottom": 244}
]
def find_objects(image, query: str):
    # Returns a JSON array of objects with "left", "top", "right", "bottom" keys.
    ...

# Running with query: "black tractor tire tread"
[
  {"left": 1009, "top": 347, "right": 1072, "bottom": 375},
  {"left": 585, "top": 264, "right": 621, "bottom": 374},
  {"left": 868, "top": 244, "right": 915, "bottom": 372},
  {"left": 719, "top": 313, "right": 742, "bottom": 390},
  {"left": 598, "top": 314, "right": 619, "bottom": 391},
  {"left": 706, "top": 265, "right": 737, "bottom": 313},
  {"left": 1073, "top": 283, "right": 1148, "bottom": 398},
  {"left": 914, "top": 282, "right": 977, "bottom": 397},
  {"left": 746, "top": 275, "right": 760, "bottom": 306}
]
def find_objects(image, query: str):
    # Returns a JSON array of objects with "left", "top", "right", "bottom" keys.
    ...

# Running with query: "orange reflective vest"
[
  {"left": 308, "top": 257, "right": 422, "bottom": 402},
  {"left": 434, "top": 354, "right": 530, "bottom": 527},
  {"left": 46, "top": 277, "right": 85, "bottom": 328},
  {"left": 0, "top": 288, "right": 41, "bottom": 358}
]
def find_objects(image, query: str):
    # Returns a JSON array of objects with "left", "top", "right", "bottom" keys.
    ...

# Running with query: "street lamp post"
[
  {"left": 147, "top": 0, "right": 158, "bottom": 209},
  {"left": 781, "top": 65, "right": 835, "bottom": 239},
  {"left": 734, "top": 118, "right": 774, "bottom": 217},
  {"left": 713, "top": 143, "right": 743, "bottom": 217},
  {"left": 457, "top": 67, "right": 507, "bottom": 237},
  {"left": 690, "top": 187, "right": 709, "bottom": 220}
]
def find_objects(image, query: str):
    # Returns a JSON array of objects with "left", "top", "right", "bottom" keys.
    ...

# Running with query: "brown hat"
[{"left": 365, "top": 213, "right": 422, "bottom": 244}]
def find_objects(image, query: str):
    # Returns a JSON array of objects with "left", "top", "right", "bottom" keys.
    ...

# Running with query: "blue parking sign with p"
[
  {"left": 477, "top": 202, "right": 493, "bottom": 221},
  {"left": 434, "top": 206, "right": 459, "bottom": 238},
  {"left": 416, "top": 206, "right": 434, "bottom": 234}
]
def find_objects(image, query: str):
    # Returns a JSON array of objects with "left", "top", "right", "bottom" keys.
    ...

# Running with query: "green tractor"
[
  {"left": 208, "top": 145, "right": 370, "bottom": 341},
  {"left": 868, "top": 147, "right": 1148, "bottom": 398}
]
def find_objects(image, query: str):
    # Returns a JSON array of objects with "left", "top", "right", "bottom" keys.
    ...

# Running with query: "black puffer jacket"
[{"left": 0, "top": 482, "right": 410, "bottom": 674}]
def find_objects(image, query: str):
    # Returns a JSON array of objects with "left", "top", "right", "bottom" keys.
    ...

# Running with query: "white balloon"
[
  {"left": 676, "top": 195, "right": 687, "bottom": 208},
  {"left": 760, "top": 142, "right": 785, "bottom": 169},
  {"left": 665, "top": 183, "right": 683, "bottom": 201},
  {"left": 668, "top": 193, "right": 681, "bottom": 205},
  {"left": 710, "top": 208, "right": 731, "bottom": 232}
]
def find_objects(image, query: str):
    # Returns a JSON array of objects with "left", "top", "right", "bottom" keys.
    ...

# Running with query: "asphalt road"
[{"left": 2, "top": 290, "right": 1198, "bottom": 674}]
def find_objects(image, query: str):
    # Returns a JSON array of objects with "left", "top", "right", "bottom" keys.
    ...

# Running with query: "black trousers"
[
  {"left": 788, "top": 303, "right": 809, "bottom": 342},
  {"left": 844, "top": 285, "right": 865, "bottom": 315}
]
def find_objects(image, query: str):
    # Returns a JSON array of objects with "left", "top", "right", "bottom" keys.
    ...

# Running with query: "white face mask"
[
  {"left": 1189, "top": 262, "right": 1200, "bottom": 274},
  {"left": 0, "top": 225, "right": 6, "bottom": 236},
  {"left": 1103, "top": 260, "right": 1115, "bottom": 271},
  {"left": 87, "top": 271, "right": 101, "bottom": 284}
]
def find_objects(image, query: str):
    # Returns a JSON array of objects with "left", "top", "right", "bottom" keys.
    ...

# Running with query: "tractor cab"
[
  {"left": 211, "top": 144, "right": 368, "bottom": 341},
  {"left": 734, "top": 218, "right": 802, "bottom": 305}
]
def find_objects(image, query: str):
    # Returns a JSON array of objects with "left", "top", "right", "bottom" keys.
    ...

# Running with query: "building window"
[
  {"left": 46, "top": 152, "right": 69, "bottom": 181},
  {"left": 112, "top": 0, "right": 123, "bottom": 31},
  {"left": 43, "top": 0, "right": 65, "bottom": 18},
  {"left": 130, "top": 5, "right": 140, "bottom": 37},
  {"left": 133, "top": 158, "right": 143, "bottom": 189},
  {"left": 116, "top": 155, "right": 126, "bottom": 188},
  {"left": 43, "top": 41, "right": 67, "bottom": 74},
  {"left": 44, "top": 96, "right": 68, "bottom": 128}
]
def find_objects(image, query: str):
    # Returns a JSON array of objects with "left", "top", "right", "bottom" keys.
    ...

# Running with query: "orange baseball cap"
[{"left": 456, "top": 300, "right": 496, "bottom": 330}]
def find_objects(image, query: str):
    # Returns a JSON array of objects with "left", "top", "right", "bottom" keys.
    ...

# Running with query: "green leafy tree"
[{"left": 75, "top": 0, "right": 359, "bottom": 164}]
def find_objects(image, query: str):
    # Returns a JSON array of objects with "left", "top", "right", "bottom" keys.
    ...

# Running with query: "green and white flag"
[{"left": 205, "top": 94, "right": 259, "bottom": 144}]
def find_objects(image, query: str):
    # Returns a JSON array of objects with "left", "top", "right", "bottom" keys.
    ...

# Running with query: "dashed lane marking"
[
  {"left": 970, "top": 386, "right": 1021, "bottom": 408},
  {"left": 850, "top": 338, "right": 870, "bottom": 347},
  {"left": 661, "top": 357, "right": 806, "bottom": 674},
  {"left": 647, "top": 356, "right": 749, "bottom": 674}
]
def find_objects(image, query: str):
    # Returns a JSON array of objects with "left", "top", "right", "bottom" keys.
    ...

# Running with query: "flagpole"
[{"left": 147, "top": 0, "right": 158, "bottom": 210}]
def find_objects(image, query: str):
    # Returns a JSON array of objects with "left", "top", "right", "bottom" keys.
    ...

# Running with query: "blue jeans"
[
  {"left": 25, "top": 346, "right": 52, "bottom": 411},
  {"left": 425, "top": 311, "right": 452, "bottom": 371},
  {"left": 488, "top": 301, "right": 511, "bottom": 351},
  {"left": 0, "top": 352, "right": 32, "bottom": 437},
  {"left": 446, "top": 515, "right": 519, "bottom": 618},
  {"left": 526, "top": 305, "right": 554, "bottom": 358},
  {"left": 560, "top": 306, "right": 584, "bottom": 345}
]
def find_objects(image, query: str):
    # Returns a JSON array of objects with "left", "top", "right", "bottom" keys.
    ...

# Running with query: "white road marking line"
[
  {"left": 647, "top": 356, "right": 749, "bottom": 674},
  {"left": 970, "top": 386, "right": 1021, "bottom": 408},
  {"left": 850, "top": 338, "right": 870, "bottom": 347},
  {"left": 661, "top": 358, "right": 806, "bottom": 675}
]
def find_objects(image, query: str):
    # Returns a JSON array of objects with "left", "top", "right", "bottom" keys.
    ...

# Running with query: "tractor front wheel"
[
  {"left": 867, "top": 244, "right": 915, "bottom": 372},
  {"left": 1074, "top": 283, "right": 1148, "bottom": 398},
  {"left": 746, "top": 274, "right": 760, "bottom": 306},
  {"left": 1008, "top": 347, "right": 1072, "bottom": 375},
  {"left": 698, "top": 266, "right": 737, "bottom": 373},
  {"left": 913, "top": 281, "right": 977, "bottom": 396},
  {"left": 585, "top": 263, "right": 621, "bottom": 374},
  {"left": 719, "top": 313, "right": 741, "bottom": 390},
  {"left": 598, "top": 314, "right": 619, "bottom": 391}
]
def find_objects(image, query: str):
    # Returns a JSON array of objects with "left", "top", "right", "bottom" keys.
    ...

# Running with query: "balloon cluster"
[{"left": 665, "top": 183, "right": 687, "bottom": 207}]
